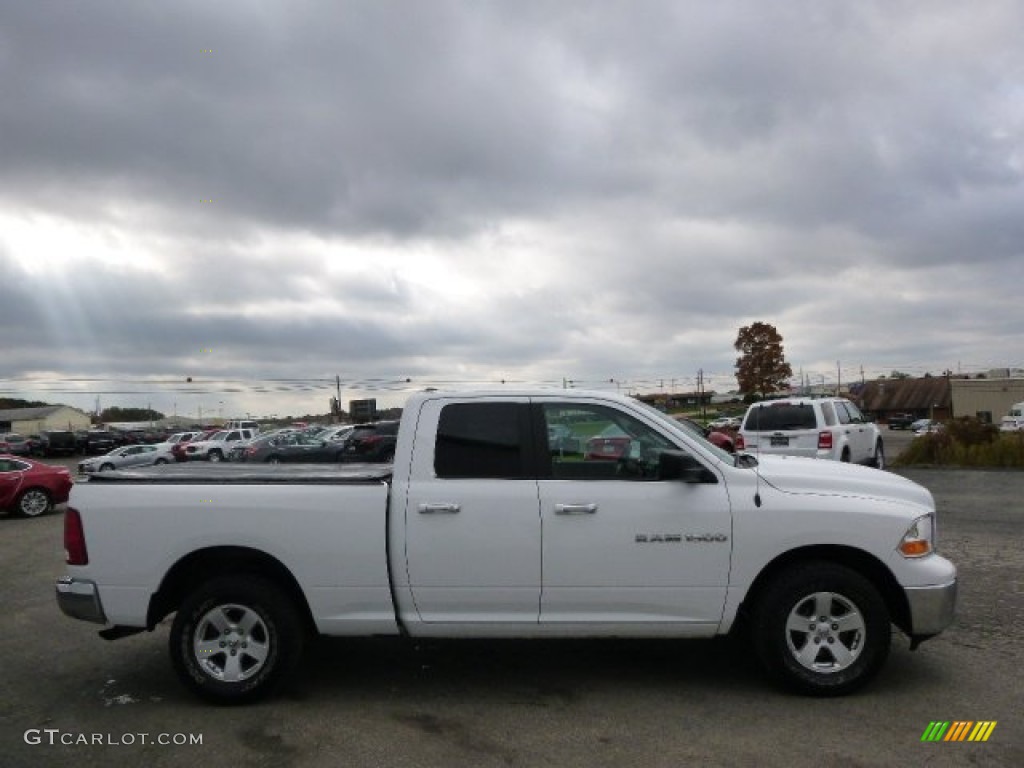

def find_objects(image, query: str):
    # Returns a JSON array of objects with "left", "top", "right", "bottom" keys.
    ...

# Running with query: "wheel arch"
[
  {"left": 738, "top": 545, "right": 911, "bottom": 635},
  {"left": 147, "top": 546, "right": 316, "bottom": 634}
]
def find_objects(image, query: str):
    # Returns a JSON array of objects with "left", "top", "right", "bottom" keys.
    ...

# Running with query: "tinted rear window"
[
  {"left": 435, "top": 403, "right": 527, "bottom": 479},
  {"left": 743, "top": 404, "right": 817, "bottom": 431}
]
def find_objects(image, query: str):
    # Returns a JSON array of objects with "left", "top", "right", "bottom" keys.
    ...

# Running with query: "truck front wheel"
[
  {"left": 170, "top": 575, "right": 304, "bottom": 704},
  {"left": 752, "top": 562, "right": 890, "bottom": 696}
]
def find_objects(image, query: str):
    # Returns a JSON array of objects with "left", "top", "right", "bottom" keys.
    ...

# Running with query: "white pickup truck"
[{"left": 56, "top": 390, "right": 957, "bottom": 703}]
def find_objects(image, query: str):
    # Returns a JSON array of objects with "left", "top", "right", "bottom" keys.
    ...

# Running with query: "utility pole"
[
  {"left": 836, "top": 361, "right": 841, "bottom": 396},
  {"left": 336, "top": 374, "right": 343, "bottom": 424},
  {"left": 698, "top": 368, "right": 705, "bottom": 420}
]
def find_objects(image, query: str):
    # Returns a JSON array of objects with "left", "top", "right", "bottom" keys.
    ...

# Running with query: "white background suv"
[
  {"left": 184, "top": 428, "right": 256, "bottom": 462},
  {"left": 736, "top": 397, "right": 884, "bottom": 469}
]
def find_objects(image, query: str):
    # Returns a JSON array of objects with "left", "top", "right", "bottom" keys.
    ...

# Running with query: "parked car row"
[
  {"left": 227, "top": 423, "right": 399, "bottom": 464},
  {"left": 62, "top": 422, "right": 399, "bottom": 475}
]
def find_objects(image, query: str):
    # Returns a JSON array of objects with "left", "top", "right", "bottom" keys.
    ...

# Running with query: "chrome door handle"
[
  {"left": 555, "top": 503, "right": 598, "bottom": 515},
  {"left": 418, "top": 503, "right": 461, "bottom": 514}
]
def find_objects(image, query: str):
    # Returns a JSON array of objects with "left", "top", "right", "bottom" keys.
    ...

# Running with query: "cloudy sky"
[{"left": 2, "top": 1, "right": 1023, "bottom": 419}]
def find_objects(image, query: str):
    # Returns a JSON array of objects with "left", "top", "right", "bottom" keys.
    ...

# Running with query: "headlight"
[{"left": 898, "top": 514, "right": 935, "bottom": 558}]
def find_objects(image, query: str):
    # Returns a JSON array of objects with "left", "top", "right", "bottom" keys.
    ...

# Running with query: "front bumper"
[
  {"left": 905, "top": 578, "right": 957, "bottom": 639},
  {"left": 56, "top": 577, "right": 107, "bottom": 624}
]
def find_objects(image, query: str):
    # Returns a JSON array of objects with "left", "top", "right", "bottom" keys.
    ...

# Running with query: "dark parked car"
[
  {"left": 339, "top": 421, "right": 399, "bottom": 462},
  {"left": 239, "top": 430, "right": 353, "bottom": 463},
  {"left": 38, "top": 430, "right": 78, "bottom": 457},
  {"left": 81, "top": 431, "right": 117, "bottom": 455},
  {"left": 887, "top": 413, "right": 916, "bottom": 430}
]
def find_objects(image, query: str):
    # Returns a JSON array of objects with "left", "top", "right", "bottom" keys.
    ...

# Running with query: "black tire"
[
  {"left": 266, "top": 456, "right": 280, "bottom": 464},
  {"left": 840, "top": 448, "right": 850, "bottom": 463},
  {"left": 208, "top": 450, "right": 223, "bottom": 463},
  {"left": 99, "top": 463, "right": 115, "bottom": 472},
  {"left": 870, "top": 440, "right": 885, "bottom": 470},
  {"left": 752, "top": 562, "right": 890, "bottom": 696},
  {"left": 155, "top": 458, "right": 169, "bottom": 465},
  {"left": 16, "top": 488, "right": 52, "bottom": 518},
  {"left": 170, "top": 575, "right": 305, "bottom": 704}
]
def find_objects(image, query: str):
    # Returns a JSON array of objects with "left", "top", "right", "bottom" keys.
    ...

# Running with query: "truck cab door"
[
  {"left": 400, "top": 398, "right": 541, "bottom": 624},
  {"left": 535, "top": 400, "right": 732, "bottom": 628}
]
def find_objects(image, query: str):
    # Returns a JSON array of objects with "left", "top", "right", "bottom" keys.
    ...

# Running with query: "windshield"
[{"left": 632, "top": 399, "right": 737, "bottom": 465}]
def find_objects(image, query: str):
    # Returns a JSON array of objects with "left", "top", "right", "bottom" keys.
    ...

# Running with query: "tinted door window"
[
  {"left": 845, "top": 402, "right": 866, "bottom": 423},
  {"left": 540, "top": 403, "right": 675, "bottom": 481},
  {"left": 835, "top": 402, "right": 852, "bottom": 425},
  {"left": 435, "top": 403, "right": 528, "bottom": 479}
]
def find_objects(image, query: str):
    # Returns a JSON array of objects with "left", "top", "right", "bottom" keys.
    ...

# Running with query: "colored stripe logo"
[{"left": 921, "top": 721, "right": 997, "bottom": 742}]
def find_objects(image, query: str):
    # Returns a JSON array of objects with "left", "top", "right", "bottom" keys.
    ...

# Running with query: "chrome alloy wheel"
[
  {"left": 785, "top": 591, "right": 866, "bottom": 674},
  {"left": 18, "top": 489, "right": 50, "bottom": 517},
  {"left": 192, "top": 603, "right": 271, "bottom": 683}
]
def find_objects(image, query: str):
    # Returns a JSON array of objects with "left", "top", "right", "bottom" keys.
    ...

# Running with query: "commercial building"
[{"left": 0, "top": 405, "right": 92, "bottom": 434}]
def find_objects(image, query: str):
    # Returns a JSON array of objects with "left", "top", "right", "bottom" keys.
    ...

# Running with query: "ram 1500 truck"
[{"left": 56, "top": 390, "right": 957, "bottom": 703}]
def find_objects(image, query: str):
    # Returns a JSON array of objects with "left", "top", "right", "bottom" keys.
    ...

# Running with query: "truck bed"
[{"left": 83, "top": 463, "right": 393, "bottom": 484}]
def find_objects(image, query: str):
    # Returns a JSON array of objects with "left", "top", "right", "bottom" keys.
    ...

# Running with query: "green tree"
[
  {"left": 734, "top": 322, "right": 793, "bottom": 398},
  {"left": 99, "top": 406, "right": 165, "bottom": 422}
]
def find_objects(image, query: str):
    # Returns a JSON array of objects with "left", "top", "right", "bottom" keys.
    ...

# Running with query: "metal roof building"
[{"left": 0, "top": 405, "right": 92, "bottom": 434}]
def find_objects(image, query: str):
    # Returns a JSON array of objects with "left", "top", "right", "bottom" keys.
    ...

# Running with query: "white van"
[{"left": 999, "top": 402, "right": 1024, "bottom": 432}]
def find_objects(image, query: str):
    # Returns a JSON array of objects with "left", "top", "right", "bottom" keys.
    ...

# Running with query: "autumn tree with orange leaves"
[{"left": 734, "top": 322, "right": 793, "bottom": 399}]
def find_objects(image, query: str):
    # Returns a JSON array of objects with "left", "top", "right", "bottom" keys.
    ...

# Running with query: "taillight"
[
  {"left": 64, "top": 507, "right": 89, "bottom": 565},
  {"left": 734, "top": 434, "right": 745, "bottom": 451},
  {"left": 818, "top": 431, "right": 833, "bottom": 450}
]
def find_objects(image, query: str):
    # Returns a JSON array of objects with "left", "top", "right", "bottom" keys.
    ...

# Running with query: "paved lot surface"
[{"left": 1, "top": 446, "right": 1021, "bottom": 767}]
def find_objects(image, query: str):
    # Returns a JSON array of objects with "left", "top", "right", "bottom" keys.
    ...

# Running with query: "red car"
[
  {"left": 584, "top": 435, "right": 632, "bottom": 461},
  {"left": 0, "top": 455, "right": 74, "bottom": 517}
]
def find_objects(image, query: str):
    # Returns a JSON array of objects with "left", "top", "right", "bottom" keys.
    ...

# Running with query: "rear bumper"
[{"left": 55, "top": 577, "right": 107, "bottom": 624}]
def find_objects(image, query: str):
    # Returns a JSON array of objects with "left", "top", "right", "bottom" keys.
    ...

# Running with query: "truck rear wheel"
[
  {"left": 752, "top": 562, "right": 890, "bottom": 696},
  {"left": 170, "top": 575, "right": 304, "bottom": 704}
]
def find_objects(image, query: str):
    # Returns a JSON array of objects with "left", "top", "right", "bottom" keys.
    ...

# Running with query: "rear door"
[
  {"left": 402, "top": 398, "right": 542, "bottom": 623},
  {"left": 836, "top": 401, "right": 873, "bottom": 462},
  {"left": 0, "top": 458, "right": 26, "bottom": 507},
  {"left": 120, "top": 446, "right": 149, "bottom": 467}
]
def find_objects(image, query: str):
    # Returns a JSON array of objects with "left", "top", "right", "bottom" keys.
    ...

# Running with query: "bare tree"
[{"left": 734, "top": 322, "right": 793, "bottom": 398}]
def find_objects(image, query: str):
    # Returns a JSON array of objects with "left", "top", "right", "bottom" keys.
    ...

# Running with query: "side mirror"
[{"left": 658, "top": 450, "right": 716, "bottom": 484}]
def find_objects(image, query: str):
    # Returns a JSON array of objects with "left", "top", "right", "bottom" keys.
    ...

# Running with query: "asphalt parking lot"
[{"left": 1, "top": 435, "right": 1021, "bottom": 767}]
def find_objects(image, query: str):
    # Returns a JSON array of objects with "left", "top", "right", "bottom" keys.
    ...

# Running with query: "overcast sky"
[{"left": 2, "top": 0, "right": 1023, "bottom": 419}]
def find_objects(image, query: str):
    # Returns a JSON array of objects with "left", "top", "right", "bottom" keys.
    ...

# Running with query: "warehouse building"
[
  {"left": 950, "top": 378, "right": 1024, "bottom": 424},
  {"left": 0, "top": 405, "right": 92, "bottom": 434}
]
